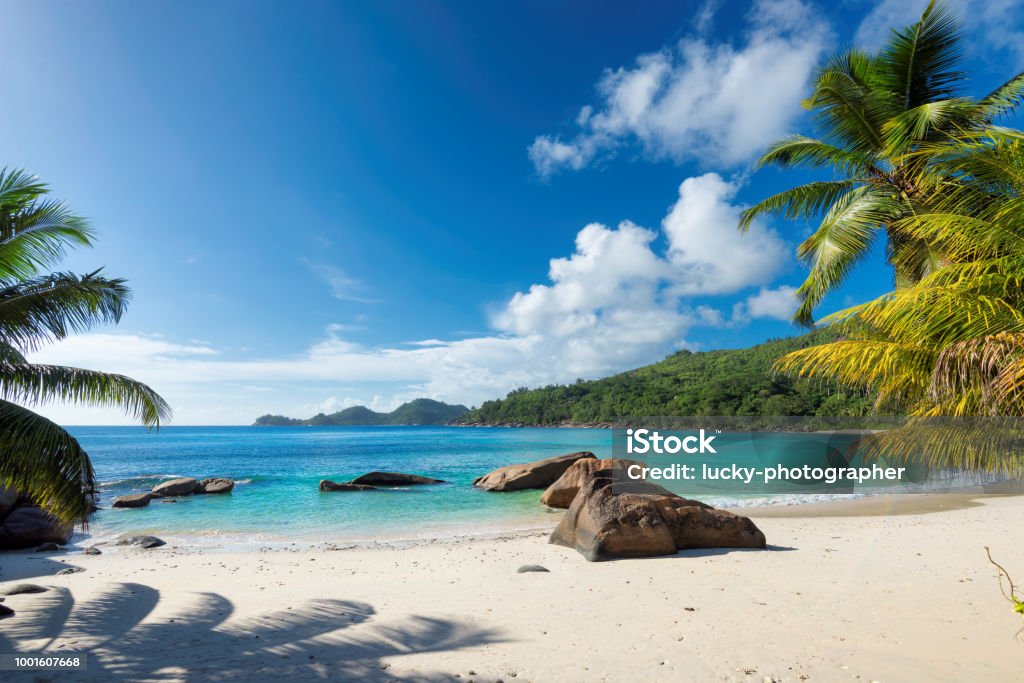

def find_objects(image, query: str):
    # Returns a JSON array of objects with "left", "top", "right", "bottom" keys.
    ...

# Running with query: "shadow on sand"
[
  {"left": 0, "top": 549, "right": 85, "bottom": 583},
  {"left": 0, "top": 582, "right": 504, "bottom": 681}
]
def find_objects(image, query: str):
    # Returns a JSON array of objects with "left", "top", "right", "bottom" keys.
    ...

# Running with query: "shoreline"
[
  {"left": 74, "top": 486, "right": 1024, "bottom": 553},
  {"left": 3, "top": 494, "right": 1023, "bottom": 681}
]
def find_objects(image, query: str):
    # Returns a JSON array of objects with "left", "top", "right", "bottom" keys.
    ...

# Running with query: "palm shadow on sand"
[{"left": 0, "top": 583, "right": 504, "bottom": 681}]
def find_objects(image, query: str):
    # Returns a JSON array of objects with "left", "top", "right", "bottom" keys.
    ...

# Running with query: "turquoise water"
[
  {"left": 71, "top": 425, "right": 968, "bottom": 547},
  {"left": 72, "top": 426, "right": 614, "bottom": 545}
]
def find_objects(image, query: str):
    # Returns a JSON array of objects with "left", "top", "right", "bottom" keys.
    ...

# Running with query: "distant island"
[
  {"left": 453, "top": 331, "right": 872, "bottom": 426},
  {"left": 253, "top": 398, "right": 470, "bottom": 426}
]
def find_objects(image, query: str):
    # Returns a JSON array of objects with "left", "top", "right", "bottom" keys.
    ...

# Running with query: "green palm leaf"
[
  {"left": 0, "top": 166, "right": 169, "bottom": 532},
  {"left": 0, "top": 363, "right": 170, "bottom": 428},
  {"left": 0, "top": 399, "right": 96, "bottom": 525},
  {"left": 0, "top": 199, "right": 94, "bottom": 280},
  {"left": 877, "top": 0, "right": 964, "bottom": 111},
  {"left": 739, "top": 179, "right": 861, "bottom": 232},
  {"left": 0, "top": 270, "right": 130, "bottom": 352}
]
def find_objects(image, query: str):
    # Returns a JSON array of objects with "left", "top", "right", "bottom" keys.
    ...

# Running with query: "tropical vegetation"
[
  {"left": 0, "top": 169, "right": 169, "bottom": 526},
  {"left": 748, "top": 2, "right": 1024, "bottom": 475},
  {"left": 740, "top": 0, "right": 1024, "bottom": 327},
  {"left": 455, "top": 332, "right": 872, "bottom": 426}
]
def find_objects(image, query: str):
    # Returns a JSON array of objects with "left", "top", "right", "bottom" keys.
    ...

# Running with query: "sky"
[{"left": 2, "top": 0, "right": 1023, "bottom": 425}]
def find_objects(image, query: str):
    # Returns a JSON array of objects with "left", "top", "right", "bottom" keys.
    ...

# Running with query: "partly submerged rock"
[
  {"left": 516, "top": 564, "right": 550, "bottom": 573},
  {"left": 0, "top": 506, "right": 73, "bottom": 549},
  {"left": 197, "top": 478, "right": 235, "bottom": 494},
  {"left": 1, "top": 583, "right": 48, "bottom": 595},
  {"left": 473, "top": 452, "right": 597, "bottom": 492},
  {"left": 348, "top": 472, "right": 445, "bottom": 486},
  {"left": 550, "top": 473, "right": 766, "bottom": 561},
  {"left": 319, "top": 480, "right": 377, "bottom": 492},
  {"left": 540, "top": 458, "right": 648, "bottom": 509},
  {"left": 0, "top": 604, "right": 13, "bottom": 618},
  {"left": 35, "top": 542, "right": 60, "bottom": 552},
  {"left": 112, "top": 493, "right": 153, "bottom": 508},
  {"left": 115, "top": 534, "right": 166, "bottom": 549},
  {"left": 152, "top": 477, "right": 199, "bottom": 497}
]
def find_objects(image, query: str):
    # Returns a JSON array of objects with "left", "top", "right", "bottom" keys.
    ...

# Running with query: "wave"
[
  {"left": 100, "top": 474, "right": 260, "bottom": 490},
  {"left": 99, "top": 474, "right": 185, "bottom": 489}
]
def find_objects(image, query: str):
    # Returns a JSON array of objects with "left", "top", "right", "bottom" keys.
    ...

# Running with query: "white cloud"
[
  {"left": 528, "top": 0, "right": 829, "bottom": 176},
  {"left": 30, "top": 174, "right": 791, "bottom": 425},
  {"left": 856, "top": 0, "right": 1024, "bottom": 68},
  {"left": 733, "top": 284, "right": 800, "bottom": 322},
  {"left": 662, "top": 173, "right": 788, "bottom": 294}
]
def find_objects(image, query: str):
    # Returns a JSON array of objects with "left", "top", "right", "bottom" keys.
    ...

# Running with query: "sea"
[{"left": 70, "top": 425, "right": 975, "bottom": 549}]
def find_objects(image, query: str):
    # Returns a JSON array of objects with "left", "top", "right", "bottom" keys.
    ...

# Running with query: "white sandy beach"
[{"left": 2, "top": 494, "right": 1023, "bottom": 682}]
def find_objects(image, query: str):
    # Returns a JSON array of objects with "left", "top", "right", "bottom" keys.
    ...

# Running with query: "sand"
[{"left": 2, "top": 494, "right": 1024, "bottom": 682}]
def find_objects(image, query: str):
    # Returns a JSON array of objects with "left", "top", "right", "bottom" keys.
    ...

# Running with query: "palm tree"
[
  {"left": 774, "top": 129, "right": 1024, "bottom": 473},
  {"left": 739, "top": 0, "right": 1024, "bottom": 326},
  {"left": 0, "top": 168, "right": 170, "bottom": 527}
]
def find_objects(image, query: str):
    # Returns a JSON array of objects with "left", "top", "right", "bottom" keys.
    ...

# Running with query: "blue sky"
[{"left": 3, "top": 0, "right": 1023, "bottom": 424}]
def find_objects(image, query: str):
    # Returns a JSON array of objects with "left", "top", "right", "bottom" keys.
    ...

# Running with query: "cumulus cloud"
[
  {"left": 528, "top": 0, "right": 829, "bottom": 176},
  {"left": 662, "top": 173, "right": 788, "bottom": 294},
  {"left": 31, "top": 174, "right": 791, "bottom": 425},
  {"left": 856, "top": 0, "right": 1024, "bottom": 67},
  {"left": 733, "top": 285, "right": 800, "bottom": 322}
]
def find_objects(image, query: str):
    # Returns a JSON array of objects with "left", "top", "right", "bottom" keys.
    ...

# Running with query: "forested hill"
[
  {"left": 254, "top": 398, "right": 469, "bottom": 426},
  {"left": 453, "top": 332, "right": 871, "bottom": 426}
]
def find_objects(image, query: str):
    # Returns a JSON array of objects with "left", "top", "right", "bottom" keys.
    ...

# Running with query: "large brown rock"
[
  {"left": 348, "top": 472, "right": 445, "bottom": 486},
  {"left": 540, "top": 458, "right": 649, "bottom": 508},
  {"left": 0, "top": 506, "right": 74, "bottom": 549},
  {"left": 319, "top": 480, "right": 377, "bottom": 492},
  {"left": 197, "top": 478, "right": 235, "bottom": 494},
  {"left": 550, "top": 473, "right": 766, "bottom": 561},
  {"left": 473, "top": 452, "right": 597, "bottom": 492},
  {"left": 112, "top": 493, "right": 153, "bottom": 508},
  {"left": 152, "top": 477, "right": 199, "bottom": 497}
]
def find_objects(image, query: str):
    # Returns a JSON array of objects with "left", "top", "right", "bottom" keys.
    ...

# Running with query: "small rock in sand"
[
  {"left": 56, "top": 567, "right": 85, "bottom": 575},
  {"left": 516, "top": 564, "right": 550, "bottom": 573},
  {"left": 1, "top": 583, "right": 48, "bottom": 595},
  {"left": 84, "top": 546, "right": 102, "bottom": 555},
  {"left": 115, "top": 534, "right": 166, "bottom": 549}
]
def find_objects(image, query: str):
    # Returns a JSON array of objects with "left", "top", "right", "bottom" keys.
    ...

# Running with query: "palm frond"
[
  {"left": 804, "top": 49, "right": 888, "bottom": 154},
  {"left": 755, "top": 135, "right": 882, "bottom": 176},
  {"left": 0, "top": 168, "right": 47, "bottom": 208},
  {"left": 0, "top": 399, "right": 96, "bottom": 525},
  {"left": 0, "top": 199, "right": 94, "bottom": 280},
  {"left": 0, "top": 363, "right": 171, "bottom": 428},
  {"left": 877, "top": 0, "right": 964, "bottom": 111},
  {"left": 976, "top": 72, "right": 1024, "bottom": 121},
  {"left": 790, "top": 187, "right": 901, "bottom": 326},
  {"left": 881, "top": 97, "right": 977, "bottom": 154},
  {"left": 738, "top": 179, "right": 862, "bottom": 232},
  {"left": 0, "top": 270, "right": 130, "bottom": 352}
]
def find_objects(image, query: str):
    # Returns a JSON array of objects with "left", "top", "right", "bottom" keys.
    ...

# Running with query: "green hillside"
[
  {"left": 454, "top": 332, "right": 871, "bottom": 426},
  {"left": 254, "top": 398, "right": 469, "bottom": 426}
]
